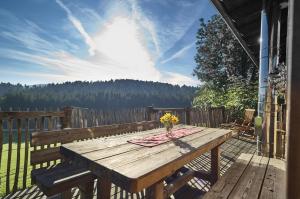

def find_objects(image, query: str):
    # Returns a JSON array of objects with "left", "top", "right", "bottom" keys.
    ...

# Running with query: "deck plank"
[
  {"left": 260, "top": 158, "right": 286, "bottom": 199},
  {"left": 228, "top": 155, "right": 269, "bottom": 199},
  {"left": 202, "top": 153, "right": 254, "bottom": 199}
]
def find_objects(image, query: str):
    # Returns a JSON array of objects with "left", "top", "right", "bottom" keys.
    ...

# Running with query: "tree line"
[{"left": 0, "top": 80, "right": 196, "bottom": 111}]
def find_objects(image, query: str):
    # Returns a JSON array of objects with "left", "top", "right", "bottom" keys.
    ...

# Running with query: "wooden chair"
[{"left": 221, "top": 109, "right": 255, "bottom": 138}]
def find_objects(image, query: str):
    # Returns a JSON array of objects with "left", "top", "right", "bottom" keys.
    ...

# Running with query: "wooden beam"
[
  {"left": 97, "top": 176, "right": 111, "bottom": 199},
  {"left": 211, "top": 145, "right": 221, "bottom": 184},
  {"left": 286, "top": 0, "right": 300, "bottom": 198},
  {"left": 210, "top": 0, "right": 259, "bottom": 67},
  {"left": 164, "top": 169, "right": 195, "bottom": 198},
  {"left": 146, "top": 180, "right": 164, "bottom": 199},
  {"left": 0, "top": 111, "right": 64, "bottom": 119},
  {"left": 31, "top": 120, "right": 159, "bottom": 146}
]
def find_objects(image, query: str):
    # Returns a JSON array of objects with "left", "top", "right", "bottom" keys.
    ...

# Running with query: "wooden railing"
[
  {"left": 0, "top": 108, "right": 69, "bottom": 195},
  {"left": 0, "top": 106, "right": 227, "bottom": 196},
  {"left": 30, "top": 120, "right": 160, "bottom": 166},
  {"left": 275, "top": 104, "right": 287, "bottom": 159},
  {"left": 69, "top": 107, "right": 148, "bottom": 128},
  {"left": 146, "top": 106, "right": 226, "bottom": 127}
]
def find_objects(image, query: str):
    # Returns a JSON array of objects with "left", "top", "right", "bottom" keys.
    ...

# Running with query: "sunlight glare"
[{"left": 94, "top": 17, "right": 156, "bottom": 74}]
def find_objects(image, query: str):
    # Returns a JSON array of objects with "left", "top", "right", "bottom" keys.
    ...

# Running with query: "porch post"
[
  {"left": 257, "top": 0, "right": 269, "bottom": 155},
  {"left": 286, "top": 0, "right": 300, "bottom": 197}
]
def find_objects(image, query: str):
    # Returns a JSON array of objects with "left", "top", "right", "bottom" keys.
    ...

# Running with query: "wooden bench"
[
  {"left": 30, "top": 120, "right": 160, "bottom": 198},
  {"left": 203, "top": 153, "right": 286, "bottom": 199}
]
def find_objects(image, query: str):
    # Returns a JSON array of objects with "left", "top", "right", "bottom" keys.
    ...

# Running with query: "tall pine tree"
[{"left": 193, "top": 15, "right": 258, "bottom": 114}]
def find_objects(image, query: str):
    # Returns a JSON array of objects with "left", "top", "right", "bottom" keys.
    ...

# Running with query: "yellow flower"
[{"left": 160, "top": 113, "right": 179, "bottom": 126}]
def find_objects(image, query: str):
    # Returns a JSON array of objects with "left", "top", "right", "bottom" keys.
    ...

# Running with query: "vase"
[{"left": 166, "top": 124, "right": 173, "bottom": 136}]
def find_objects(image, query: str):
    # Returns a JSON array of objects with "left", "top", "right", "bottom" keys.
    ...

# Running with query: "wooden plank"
[
  {"left": 211, "top": 145, "right": 221, "bottom": 184},
  {"left": 13, "top": 118, "right": 22, "bottom": 192},
  {"left": 146, "top": 180, "right": 164, "bottom": 199},
  {"left": 73, "top": 128, "right": 218, "bottom": 172},
  {"left": 88, "top": 129, "right": 231, "bottom": 192},
  {"left": 63, "top": 126, "right": 202, "bottom": 162},
  {"left": 23, "top": 118, "right": 29, "bottom": 188},
  {"left": 286, "top": 0, "right": 300, "bottom": 198},
  {"left": 31, "top": 147, "right": 62, "bottom": 165},
  {"left": 39, "top": 116, "right": 45, "bottom": 168},
  {"left": 228, "top": 155, "right": 269, "bottom": 199},
  {"left": 203, "top": 153, "right": 254, "bottom": 199},
  {"left": 32, "top": 123, "right": 171, "bottom": 165},
  {"left": 32, "top": 117, "right": 38, "bottom": 170},
  {"left": 6, "top": 119, "right": 13, "bottom": 194},
  {"left": 97, "top": 176, "right": 112, "bottom": 199},
  {"left": 33, "top": 164, "right": 94, "bottom": 197},
  {"left": 260, "top": 158, "right": 286, "bottom": 199},
  {"left": 78, "top": 180, "right": 94, "bottom": 199},
  {"left": 47, "top": 116, "right": 52, "bottom": 167},
  {"left": 31, "top": 120, "right": 159, "bottom": 146},
  {"left": 164, "top": 169, "right": 195, "bottom": 198},
  {"left": 107, "top": 130, "right": 229, "bottom": 174},
  {"left": 62, "top": 125, "right": 181, "bottom": 155},
  {"left": 194, "top": 170, "right": 211, "bottom": 182},
  {"left": 0, "top": 111, "right": 64, "bottom": 119}
]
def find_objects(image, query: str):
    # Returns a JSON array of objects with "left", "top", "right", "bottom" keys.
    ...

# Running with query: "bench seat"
[
  {"left": 203, "top": 153, "right": 286, "bottom": 199},
  {"left": 31, "top": 163, "right": 94, "bottom": 197}
]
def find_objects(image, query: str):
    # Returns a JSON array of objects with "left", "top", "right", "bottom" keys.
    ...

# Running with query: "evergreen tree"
[
  {"left": 193, "top": 15, "right": 258, "bottom": 115},
  {"left": 0, "top": 80, "right": 196, "bottom": 110}
]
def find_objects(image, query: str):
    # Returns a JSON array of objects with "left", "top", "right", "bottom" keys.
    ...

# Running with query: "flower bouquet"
[{"left": 160, "top": 113, "right": 179, "bottom": 135}]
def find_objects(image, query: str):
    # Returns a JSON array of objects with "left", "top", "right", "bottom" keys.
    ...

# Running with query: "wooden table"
[{"left": 60, "top": 125, "right": 232, "bottom": 199}]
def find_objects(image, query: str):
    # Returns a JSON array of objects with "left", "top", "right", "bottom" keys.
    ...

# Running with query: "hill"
[{"left": 0, "top": 80, "right": 196, "bottom": 110}]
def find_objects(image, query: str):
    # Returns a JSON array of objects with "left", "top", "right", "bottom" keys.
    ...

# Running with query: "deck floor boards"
[{"left": 3, "top": 137, "right": 256, "bottom": 199}]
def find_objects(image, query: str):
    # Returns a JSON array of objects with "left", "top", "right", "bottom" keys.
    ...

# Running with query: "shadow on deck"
[{"left": 4, "top": 137, "right": 256, "bottom": 199}]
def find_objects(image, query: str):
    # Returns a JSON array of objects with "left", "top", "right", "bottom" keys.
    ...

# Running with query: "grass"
[{"left": 0, "top": 130, "right": 33, "bottom": 197}]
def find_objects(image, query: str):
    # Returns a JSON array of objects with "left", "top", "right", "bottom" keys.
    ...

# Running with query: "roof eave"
[{"left": 210, "top": 0, "right": 259, "bottom": 67}]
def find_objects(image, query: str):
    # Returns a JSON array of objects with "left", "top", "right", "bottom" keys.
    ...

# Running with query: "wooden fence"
[
  {"left": 0, "top": 109, "right": 67, "bottom": 195},
  {"left": 147, "top": 106, "right": 226, "bottom": 128},
  {"left": 70, "top": 107, "right": 148, "bottom": 128},
  {"left": 0, "top": 106, "right": 227, "bottom": 196}
]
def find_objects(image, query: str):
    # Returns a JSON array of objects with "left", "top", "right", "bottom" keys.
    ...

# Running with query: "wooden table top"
[{"left": 60, "top": 125, "right": 232, "bottom": 192}]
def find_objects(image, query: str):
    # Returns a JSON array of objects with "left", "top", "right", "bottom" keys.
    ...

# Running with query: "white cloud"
[
  {"left": 128, "top": 0, "right": 160, "bottom": 55},
  {"left": 160, "top": 43, "right": 194, "bottom": 64},
  {"left": 0, "top": 3, "right": 200, "bottom": 86},
  {"left": 162, "top": 72, "right": 199, "bottom": 86},
  {"left": 56, "top": 0, "right": 96, "bottom": 56}
]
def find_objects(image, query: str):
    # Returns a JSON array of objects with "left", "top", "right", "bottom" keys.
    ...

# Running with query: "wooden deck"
[
  {"left": 203, "top": 154, "right": 286, "bottom": 199},
  {"left": 3, "top": 137, "right": 257, "bottom": 199}
]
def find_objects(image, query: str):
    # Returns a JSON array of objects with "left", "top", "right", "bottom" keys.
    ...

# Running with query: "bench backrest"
[
  {"left": 30, "top": 120, "right": 160, "bottom": 167},
  {"left": 244, "top": 109, "right": 255, "bottom": 124}
]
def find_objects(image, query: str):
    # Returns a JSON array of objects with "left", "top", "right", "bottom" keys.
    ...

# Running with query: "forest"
[{"left": 0, "top": 80, "right": 196, "bottom": 110}]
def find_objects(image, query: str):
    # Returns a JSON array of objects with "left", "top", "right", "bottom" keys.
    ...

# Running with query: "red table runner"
[{"left": 128, "top": 127, "right": 202, "bottom": 147}]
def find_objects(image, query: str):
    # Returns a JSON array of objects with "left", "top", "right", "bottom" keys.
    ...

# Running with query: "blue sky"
[{"left": 0, "top": 0, "right": 216, "bottom": 86}]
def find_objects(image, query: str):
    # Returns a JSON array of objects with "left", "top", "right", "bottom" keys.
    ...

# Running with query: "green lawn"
[{"left": 0, "top": 131, "right": 33, "bottom": 196}]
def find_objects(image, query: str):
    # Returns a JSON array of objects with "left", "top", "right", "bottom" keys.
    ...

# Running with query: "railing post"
[
  {"left": 146, "top": 106, "right": 154, "bottom": 121},
  {"left": 221, "top": 106, "right": 226, "bottom": 123},
  {"left": 185, "top": 107, "right": 191, "bottom": 125},
  {"left": 62, "top": 106, "right": 73, "bottom": 129},
  {"left": 208, "top": 107, "right": 213, "bottom": 127}
]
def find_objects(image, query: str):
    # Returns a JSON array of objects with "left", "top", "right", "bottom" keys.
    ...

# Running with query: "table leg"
[
  {"left": 211, "top": 145, "right": 221, "bottom": 184},
  {"left": 146, "top": 180, "right": 164, "bottom": 199},
  {"left": 97, "top": 177, "right": 111, "bottom": 199},
  {"left": 79, "top": 180, "right": 94, "bottom": 199},
  {"left": 61, "top": 189, "right": 72, "bottom": 199}
]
